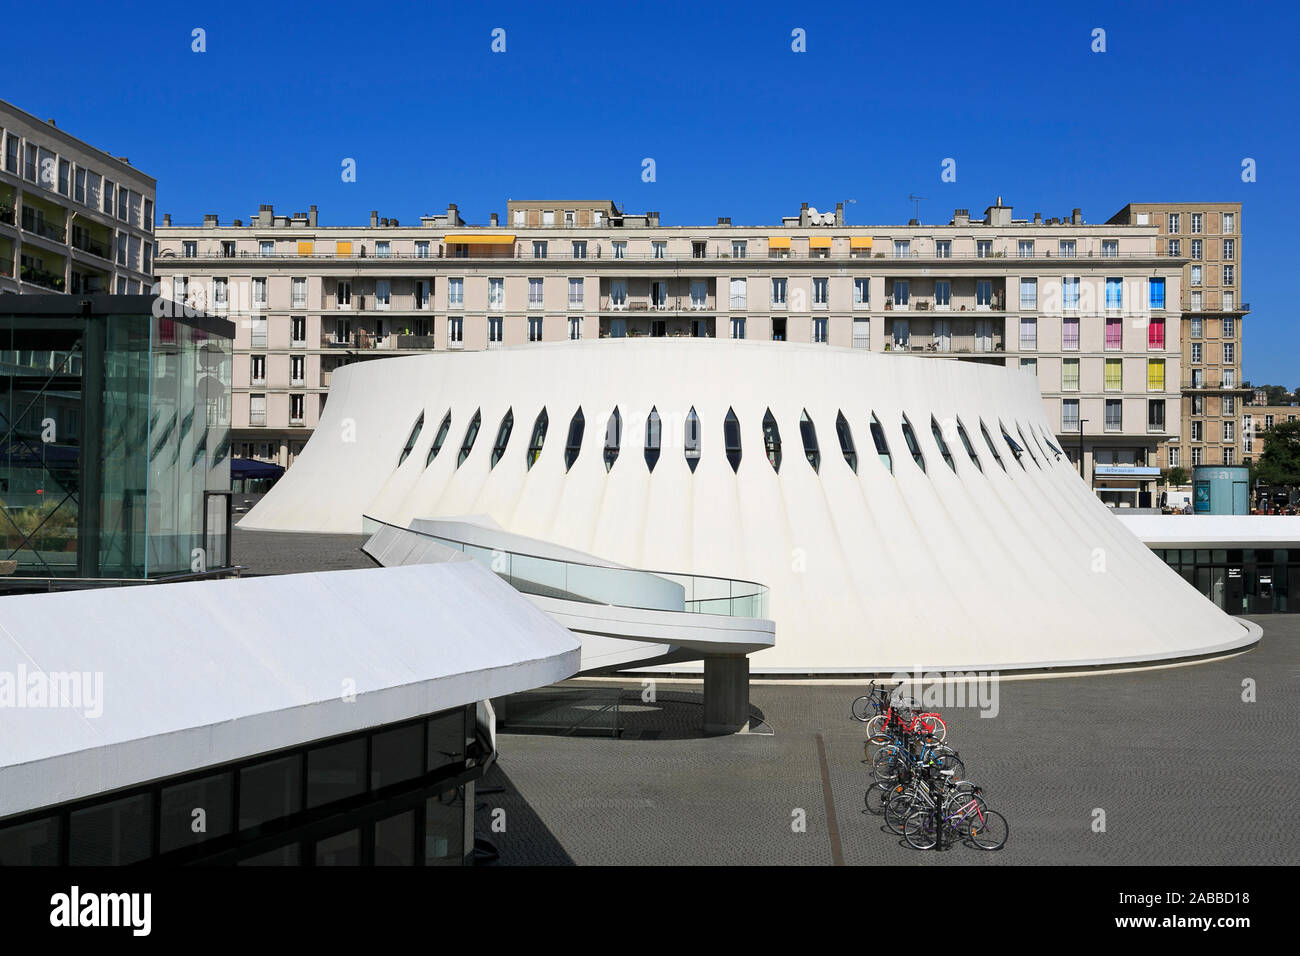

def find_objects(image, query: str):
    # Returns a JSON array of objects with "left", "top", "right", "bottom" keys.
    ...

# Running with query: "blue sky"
[{"left": 9, "top": 0, "right": 1297, "bottom": 384}]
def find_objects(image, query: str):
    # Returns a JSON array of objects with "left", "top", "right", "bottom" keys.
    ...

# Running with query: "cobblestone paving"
[
  {"left": 233, "top": 528, "right": 374, "bottom": 575},
  {"left": 481, "top": 621, "right": 1297, "bottom": 866}
]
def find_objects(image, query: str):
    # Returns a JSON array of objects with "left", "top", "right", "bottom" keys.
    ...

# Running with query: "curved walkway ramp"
[{"left": 361, "top": 515, "right": 775, "bottom": 733}]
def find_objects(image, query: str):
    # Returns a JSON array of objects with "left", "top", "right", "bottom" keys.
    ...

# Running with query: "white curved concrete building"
[{"left": 242, "top": 340, "right": 1259, "bottom": 673}]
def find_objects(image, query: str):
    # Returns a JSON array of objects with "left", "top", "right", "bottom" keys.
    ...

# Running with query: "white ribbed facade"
[{"left": 242, "top": 339, "right": 1258, "bottom": 672}]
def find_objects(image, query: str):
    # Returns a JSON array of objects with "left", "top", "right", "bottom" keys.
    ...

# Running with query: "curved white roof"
[
  {"left": 243, "top": 340, "right": 1258, "bottom": 672},
  {"left": 0, "top": 559, "right": 580, "bottom": 818}
]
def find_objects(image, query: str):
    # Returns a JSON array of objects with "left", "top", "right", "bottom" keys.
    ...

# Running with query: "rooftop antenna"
[{"left": 908, "top": 194, "right": 927, "bottom": 222}]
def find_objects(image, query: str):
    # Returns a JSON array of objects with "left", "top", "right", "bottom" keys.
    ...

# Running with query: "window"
[
  {"left": 290, "top": 355, "right": 305, "bottom": 385},
  {"left": 1148, "top": 316, "right": 1165, "bottom": 350},
  {"left": 1105, "top": 359, "right": 1122, "bottom": 391},
  {"left": 1168, "top": 239, "right": 1181, "bottom": 257},
  {"left": 1222, "top": 265, "right": 1235, "bottom": 286},
  {"left": 1062, "top": 316, "right": 1080, "bottom": 351},
  {"left": 1224, "top": 396, "right": 1236, "bottom": 415},
  {"left": 799, "top": 411, "right": 820, "bottom": 472},
  {"left": 488, "top": 316, "right": 503, "bottom": 343},
  {"left": 213, "top": 277, "right": 228, "bottom": 309},
  {"left": 931, "top": 417, "right": 956, "bottom": 472},
  {"left": 1061, "top": 277, "right": 1079, "bottom": 312},
  {"left": 1062, "top": 358, "right": 1080, "bottom": 391},
  {"left": 891, "top": 280, "right": 909, "bottom": 307},
  {"left": 955, "top": 419, "right": 981, "bottom": 472},
  {"left": 1192, "top": 447, "right": 1203, "bottom": 466},
  {"left": 892, "top": 318, "right": 910, "bottom": 349},
  {"left": 762, "top": 410, "right": 782, "bottom": 471},
  {"left": 612, "top": 241, "right": 625, "bottom": 259},
  {"left": 1191, "top": 213, "right": 1202, "bottom": 234},
  {"left": 935, "top": 240, "right": 951, "bottom": 258},
  {"left": 1222, "top": 369, "right": 1236, "bottom": 388},
  {"left": 542, "top": 210, "right": 555, "bottom": 226},
  {"left": 1224, "top": 342, "right": 1235, "bottom": 364},
  {"left": 1062, "top": 399, "right": 1080, "bottom": 432},
  {"left": 609, "top": 279, "right": 628, "bottom": 309},
  {"left": 1105, "top": 277, "right": 1123, "bottom": 310},
  {"left": 1223, "top": 316, "right": 1236, "bottom": 338},
  {"left": 532, "top": 241, "right": 547, "bottom": 259},
  {"left": 1222, "top": 212, "right": 1235, "bottom": 233},
  {"left": 398, "top": 413, "right": 425, "bottom": 465},
  {"left": 730, "top": 277, "right": 747, "bottom": 309},
  {"left": 871, "top": 415, "right": 892, "bottom": 473},
  {"left": 564, "top": 211, "right": 575, "bottom": 227},
  {"left": 1019, "top": 278, "right": 1037, "bottom": 311},
  {"left": 1191, "top": 316, "right": 1203, "bottom": 339},
  {"left": 249, "top": 394, "right": 267, "bottom": 427},
  {"left": 771, "top": 277, "right": 788, "bottom": 307},
  {"left": 441, "top": 277, "right": 461, "bottom": 307},
  {"left": 568, "top": 278, "right": 584, "bottom": 307},
  {"left": 1191, "top": 421, "right": 1203, "bottom": 441},
  {"left": 643, "top": 408, "right": 662, "bottom": 471},
  {"left": 1168, "top": 446, "right": 1180, "bottom": 468},
  {"left": 813, "top": 277, "right": 829, "bottom": 306},
  {"left": 103, "top": 179, "right": 114, "bottom": 214},
  {"left": 732, "top": 240, "right": 747, "bottom": 258},
  {"left": 683, "top": 407, "right": 701, "bottom": 472},
  {"left": 1223, "top": 291, "right": 1235, "bottom": 311},
  {"left": 1018, "top": 240, "right": 1034, "bottom": 258},
  {"left": 976, "top": 280, "right": 992, "bottom": 308},
  {"left": 1020, "top": 358, "right": 1037, "bottom": 375},
  {"left": 1191, "top": 368, "right": 1204, "bottom": 389},
  {"left": 416, "top": 240, "right": 430, "bottom": 258},
  {"left": 651, "top": 281, "right": 668, "bottom": 308},
  {"left": 1059, "top": 240, "right": 1076, "bottom": 258},
  {"left": 1191, "top": 291, "right": 1203, "bottom": 311},
  {"left": 1168, "top": 213, "right": 1180, "bottom": 233},
  {"left": 980, "top": 420, "right": 1005, "bottom": 472},
  {"left": 1104, "top": 399, "right": 1122, "bottom": 432},
  {"left": 572, "top": 241, "right": 587, "bottom": 259},
  {"left": 853, "top": 278, "right": 869, "bottom": 307},
  {"left": 488, "top": 277, "right": 504, "bottom": 309},
  {"left": 254, "top": 278, "right": 269, "bottom": 309},
  {"left": 933, "top": 281, "right": 950, "bottom": 308},
  {"left": 376, "top": 241, "right": 390, "bottom": 258},
  {"left": 1019, "top": 317, "right": 1037, "bottom": 351},
  {"left": 1105, "top": 316, "right": 1122, "bottom": 350},
  {"left": 526, "top": 410, "right": 547, "bottom": 468},
  {"left": 1223, "top": 419, "right": 1234, "bottom": 442},
  {"left": 490, "top": 409, "right": 514, "bottom": 468},
  {"left": 653, "top": 241, "right": 666, "bottom": 259},
  {"left": 426, "top": 412, "right": 452, "bottom": 466},
  {"left": 250, "top": 355, "right": 266, "bottom": 385},
  {"left": 835, "top": 412, "right": 857, "bottom": 472},
  {"left": 1191, "top": 239, "right": 1202, "bottom": 260},
  {"left": 568, "top": 316, "right": 582, "bottom": 340},
  {"left": 604, "top": 408, "right": 621, "bottom": 471},
  {"left": 1147, "top": 359, "right": 1165, "bottom": 391},
  {"left": 723, "top": 408, "right": 742, "bottom": 472},
  {"left": 448, "top": 316, "right": 463, "bottom": 343},
  {"left": 1222, "top": 238, "right": 1234, "bottom": 261},
  {"left": 1148, "top": 277, "right": 1165, "bottom": 309},
  {"left": 3, "top": 133, "right": 17, "bottom": 174},
  {"left": 813, "top": 317, "right": 828, "bottom": 343},
  {"left": 376, "top": 279, "right": 391, "bottom": 309},
  {"left": 528, "top": 316, "right": 543, "bottom": 342},
  {"left": 291, "top": 316, "right": 306, "bottom": 345},
  {"left": 731, "top": 317, "right": 746, "bottom": 340},
  {"left": 893, "top": 240, "right": 910, "bottom": 258},
  {"left": 900, "top": 416, "right": 925, "bottom": 472},
  {"left": 1223, "top": 447, "right": 1235, "bottom": 465},
  {"left": 1102, "top": 240, "right": 1118, "bottom": 258},
  {"left": 1190, "top": 265, "right": 1202, "bottom": 287},
  {"left": 457, "top": 410, "right": 482, "bottom": 467}
]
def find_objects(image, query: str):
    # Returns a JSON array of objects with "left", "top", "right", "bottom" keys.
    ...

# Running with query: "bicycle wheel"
[
  {"left": 864, "top": 714, "right": 890, "bottom": 745},
  {"left": 946, "top": 792, "right": 989, "bottom": 837},
  {"left": 916, "top": 714, "right": 946, "bottom": 744},
  {"left": 933, "top": 751, "right": 965, "bottom": 780},
  {"left": 904, "top": 809, "right": 939, "bottom": 850},
  {"left": 884, "top": 787, "right": 922, "bottom": 834},
  {"left": 864, "top": 783, "right": 890, "bottom": 815},
  {"left": 969, "top": 809, "right": 1008, "bottom": 850},
  {"left": 851, "top": 696, "right": 874, "bottom": 722},
  {"left": 872, "top": 747, "right": 906, "bottom": 783}
]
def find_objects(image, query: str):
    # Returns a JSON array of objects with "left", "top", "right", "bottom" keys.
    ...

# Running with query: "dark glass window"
[
  {"left": 564, "top": 408, "right": 585, "bottom": 471},
  {"left": 799, "top": 410, "right": 820, "bottom": 472},
  {"left": 762, "top": 409, "right": 782, "bottom": 471},
  {"left": 69, "top": 793, "right": 152, "bottom": 865},
  {"left": 160, "top": 772, "right": 233, "bottom": 853},
  {"left": 306, "top": 737, "right": 367, "bottom": 809},
  {"left": 836, "top": 412, "right": 857, "bottom": 472},
  {"left": 427, "top": 711, "right": 467, "bottom": 771},
  {"left": 490, "top": 408, "right": 513, "bottom": 468},
  {"left": 645, "top": 407, "right": 662, "bottom": 471},
  {"left": 931, "top": 417, "right": 955, "bottom": 472},
  {"left": 526, "top": 409, "right": 548, "bottom": 469},
  {"left": 374, "top": 810, "right": 416, "bottom": 866},
  {"left": 901, "top": 416, "right": 925, "bottom": 472},
  {"left": 457, "top": 409, "right": 482, "bottom": 467},
  {"left": 239, "top": 755, "right": 302, "bottom": 830},
  {"left": 370, "top": 723, "right": 425, "bottom": 790},
  {"left": 398, "top": 412, "right": 424, "bottom": 466},
  {"left": 981, "top": 420, "right": 1006, "bottom": 472},
  {"left": 425, "top": 789, "right": 464, "bottom": 866},
  {"left": 237, "top": 843, "right": 301, "bottom": 866},
  {"left": 0, "top": 817, "right": 59, "bottom": 865},
  {"left": 684, "top": 407, "right": 701, "bottom": 472},
  {"left": 870, "top": 415, "right": 892, "bottom": 473},
  {"left": 956, "top": 419, "right": 981, "bottom": 472},
  {"left": 425, "top": 411, "right": 452, "bottom": 466},
  {"left": 724, "top": 408, "right": 742, "bottom": 472},
  {"left": 315, "top": 828, "right": 361, "bottom": 865},
  {"left": 604, "top": 408, "right": 621, "bottom": 471},
  {"left": 1017, "top": 425, "right": 1041, "bottom": 467},
  {"left": 1001, "top": 423, "right": 1026, "bottom": 469}
]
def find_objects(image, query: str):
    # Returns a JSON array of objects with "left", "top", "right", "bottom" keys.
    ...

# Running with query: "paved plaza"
[{"left": 235, "top": 528, "right": 1297, "bottom": 866}]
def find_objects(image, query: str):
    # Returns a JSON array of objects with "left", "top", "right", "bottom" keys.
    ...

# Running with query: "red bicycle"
[{"left": 864, "top": 696, "right": 946, "bottom": 751}]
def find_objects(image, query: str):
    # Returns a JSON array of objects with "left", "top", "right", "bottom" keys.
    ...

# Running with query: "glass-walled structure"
[
  {"left": 1154, "top": 547, "right": 1297, "bottom": 614},
  {"left": 0, "top": 295, "right": 233, "bottom": 580}
]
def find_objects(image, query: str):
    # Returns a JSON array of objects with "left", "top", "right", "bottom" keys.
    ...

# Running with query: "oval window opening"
[
  {"left": 526, "top": 408, "right": 548, "bottom": 469},
  {"left": 956, "top": 418, "right": 982, "bottom": 473},
  {"left": 457, "top": 410, "right": 482, "bottom": 468},
  {"left": 870, "top": 414, "right": 892, "bottom": 474},
  {"left": 684, "top": 407, "right": 701, "bottom": 473},
  {"left": 604, "top": 408, "right": 621, "bottom": 472},
  {"left": 980, "top": 419, "right": 1007, "bottom": 472},
  {"left": 564, "top": 408, "right": 585, "bottom": 471},
  {"left": 490, "top": 408, "right": 514, "bottom": 468},
  {"left": 425, "top": 411, "right": 452, "bottom": 467},
  {"left": 724, "top": 408, "right": 742, "bottom": 473},
  {"left": 762, "top": 409, "right": 782, "bottom": 472},
  {"left": 645, "top": 407, "right": 662, "bottom": 471},
  {"left": 398, "top": 412, "right": 424, "bottom": 467},
  {"left": 836, "top": 412, "right": 857, "bottom": 473},
  {"left": 901, "top": 415, "right": 925, "bottom": 473},
  {"left": 931, "top": 416, "right": 956, "bottom": 472},
  {"left": 799, "top": 410, "right": 820, "bottom": 472}
]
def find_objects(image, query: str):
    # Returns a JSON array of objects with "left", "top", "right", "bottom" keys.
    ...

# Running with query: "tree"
[
  {"left": 1163, "top": 466, "right": 1189, "bottom": 486},
  {"left": 1256, "top": 419, "right": 1300, "bottom": 486},
  {"left": 1261, "top": 384, "right": 1293, "bottom": 406}
]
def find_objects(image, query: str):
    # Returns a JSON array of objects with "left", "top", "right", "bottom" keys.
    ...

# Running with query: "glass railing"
[{"left": 362, "top": 515, "right": 769, "bottom": 619}]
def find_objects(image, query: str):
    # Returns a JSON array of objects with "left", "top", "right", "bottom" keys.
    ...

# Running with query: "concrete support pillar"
[{"left": 702, "top": 654, "right": 750, "bottom": 735}]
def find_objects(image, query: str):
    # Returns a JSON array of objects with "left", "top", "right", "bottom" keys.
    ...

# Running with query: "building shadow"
[{"left": 474, "top": 761, "right": 575, "bottom": 866}]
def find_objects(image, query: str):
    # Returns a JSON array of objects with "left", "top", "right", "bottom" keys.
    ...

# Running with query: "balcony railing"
[
  {"left": 20, "top": 213, "right": 66, "bottom": 243},
  {"left": 0, "top": 205, "right": 14, "bottom": 225},
  {"left": 19, "top": 265, "right": 65, "bottom": 291},
  {"left": 1181, "top": 300, "right": 1250, "bottom": 313},
  {"left": 72, "top": 234, "right": 111, "bottom": 259}
]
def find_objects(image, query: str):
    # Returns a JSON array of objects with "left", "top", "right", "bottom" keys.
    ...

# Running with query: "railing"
[
  {"left": 0, "top": 206, "right": 13, "bottom": 225},
  {"left": 72, "top": 234, "right": 111, "bottom": 258},
  {"left": 362, "top": 515, "right": 769, "bottom": 618},
  {"left": 19, "top": 265, "right": 64, "bottom": 291},
  {"left": 1181, "top": 300, "right": 1250, "bottom": 312},
  {"left": 20, "top": 214, "right": 66, "bottom": 243}
]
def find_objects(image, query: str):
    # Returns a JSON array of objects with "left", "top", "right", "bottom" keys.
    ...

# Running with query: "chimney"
[
  {"left": 46, "top": 118, "right": 57, "bottom": 127},
  {"left": 447, "top": 203, "right": 460, "bottom": 225},
  {"left": 490, "top": 213, "right": 499, "bottom": 227},
  {"left": 233, "top": 219, "right": 242, "bottom": 227},
  {"left": 391, "top": 218, "right": 399, "bottom": 227},
  {"left": 1033, "top": 212, "right": 1043, "bottom": 224},
  {"left": 369, "top": 210, "right": 379, "bottom": 227},
  {"left": 951, "top": 208, "right": 970, "bottom": 225},
  {"left": 380, "top": 217, "right": 389, "bottom": 227},
  {"left": 308, "top": 204, "right": 318, "bottom": 227},
  {"left": 1072, "top": 207, "right": 1083, "bottom": 225},
  {"left": 908, "top": 218, "right": 919, "bottom": 226},
  {"left": 162, "top": 214, "right": 172, "bottom": 227},
  {"left": 203, "top": 214, "right": 219, "bottom": 227},
  {"left": 836, "top": 201, "right": 844, "bottom": 225},
  {"left": 648, "top": 211, "right": 660, "bottom": 227}
]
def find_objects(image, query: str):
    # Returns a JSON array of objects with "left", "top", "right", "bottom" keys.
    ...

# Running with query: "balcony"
[
  {"left": 71, "top": 230, "right": 111, "bottom": 260},
  {"left": 19, "top": 264, "right": 65, "bottom": 291},
  {"left": 20, "top": 209, "right": 66, "bottom": 243},
  {"left": 599, "top": 316, "right": 715, "bottom": 339},
  {"left": 0, "top": 204, "right": 13, "bottom": 226}
]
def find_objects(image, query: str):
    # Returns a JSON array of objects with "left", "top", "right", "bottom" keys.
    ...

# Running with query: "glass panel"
[
  {"left": 237, "top": 843, "right": 301, "bottom": 866},
  {"left": 762, "top": 409, "right": 781, "bottom": 472},
  {"left": 723, "top": 408, "right": 742, "bottom": 472},
  {"left": 645, "top": 407, "right": 662, "bottom": 471},
  {"left": 374, "top": 810, "right": 416, "bottom": 866},
  {"left": 564, "top": 408, "right": 585, "bottom": 471},
  {"left": 315, "top": 828, "right": 361, "bottom": 865},
  {"left": 799, "top": 410, "right": 819, "bottom": 472},
  {"left": 239, "top": 755, "right": 302, "bottom": 830},
  {"left": 427, "top": 711, "right": 467, "bottom": 770},
  {"left": 835, "top": 412, "right": 857, "bottom": 472},
  {"left": 426, "top": 412, "right": 452, "bottom": 466},
  {"left": 425, "top": 789, "right": 465, "bottom": 866},
  {"left": 371, "top": 723, "right": 425, "bottom": 790},
  {"left": 306, "top": 737, "right": 367, "bottom": 808},
  {"left": 160, "top": 772, "right": 233, "bottom": 853},
  {"left": 0, "top": 817, "right": 59, "bottom": 865},
  {"left": 69, "top": 793, "right": 152, "bottom": 865}
]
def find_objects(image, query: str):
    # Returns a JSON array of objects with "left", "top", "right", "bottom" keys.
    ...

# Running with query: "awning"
[
  {"left": 231, "top": 457, "right": 285, "bottom": 480},
  {"left": 767, "top": 237, "right": 791, "bottom": 249},
  {"left": 336, "top": 241, "right": 353, "bottom": 256},
  {"left": 808, "top": 237, "right": 833, "bottom": 249},
  {"left": 296, "top": 241, "right": 314, "bottom": 256},
  {"left": 850, "top": 237, "right": 873, "bottom": 249},
  {"left": 444, "top": 234, "right": 516, "bottom": 245}
]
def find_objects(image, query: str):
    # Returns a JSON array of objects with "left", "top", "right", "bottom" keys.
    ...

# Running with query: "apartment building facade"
[
  {"left": 1244, "top": 405, "right": 1299, "bottom": 461},
  {"left": 0, "top": 99, "right": 156, "bottom": 296},
  {"left": 1107, "top": 202, "right": 1248, "bottom": 472},
  {"left": 155, "top": 197, "right": 1183, "bottom": 504}
]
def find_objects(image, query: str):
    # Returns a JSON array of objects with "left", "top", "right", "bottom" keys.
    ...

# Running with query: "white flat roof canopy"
[{"left": 1118, "top": 515, "right": 1300, "bottom": 548}]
